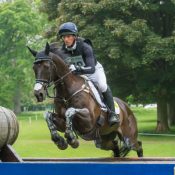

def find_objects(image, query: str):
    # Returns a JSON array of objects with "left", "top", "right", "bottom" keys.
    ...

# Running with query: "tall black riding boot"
[{"left": 102, "top": 86, "right": 120, "bottom": 126}]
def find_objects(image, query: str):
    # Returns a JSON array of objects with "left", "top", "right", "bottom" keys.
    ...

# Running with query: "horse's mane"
[
  {"left": 49, "top": 42, "right": 68, "bottom": 61},
  {"left": 48, "top": 42, "right": 70, "bottom": 70},
  {"left": 49, "top": 42, "right": 60, "bottom": 52}
]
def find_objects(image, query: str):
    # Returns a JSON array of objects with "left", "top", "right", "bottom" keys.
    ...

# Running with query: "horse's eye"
[
  {"left": 43, "top": 62, "right": 50, "bottom": 68},
  {"left": 34, "top": 62, "right": 40, "bottom": 66},
  {"left": 33, "top": 62, "right": 40, "bottom": 69}
]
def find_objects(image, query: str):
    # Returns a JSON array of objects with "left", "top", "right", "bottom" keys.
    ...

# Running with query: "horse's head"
[{"left": 28, "top": 43, "right": 57, "bottom": 102}]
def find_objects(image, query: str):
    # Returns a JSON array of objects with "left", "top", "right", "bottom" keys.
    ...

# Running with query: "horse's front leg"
[
  {"left": 64, "top": 108, "right": 79, "bottom": 148},
  {"left": 44, "top": 111, "right": 68, "bottom": 150},
  {"left": 64, "top": 107, "right": 89, "bottom": 148}
]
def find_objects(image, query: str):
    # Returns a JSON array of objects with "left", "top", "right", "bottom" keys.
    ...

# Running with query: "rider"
[{"left": 57, "top": 22, "right": 120, "bottom": 126}]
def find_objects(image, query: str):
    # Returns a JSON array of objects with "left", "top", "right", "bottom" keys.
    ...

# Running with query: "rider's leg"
[
  {"left": 86, "top": 62, "right": 120, "bottom": 126},
  {"left": 102, "top": 86, "right": 120, "bottom": 126}
]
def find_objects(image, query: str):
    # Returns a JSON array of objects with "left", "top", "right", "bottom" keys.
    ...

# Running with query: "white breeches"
[{"left": 85, "top": 62, "right": 107, "bottom": 93}]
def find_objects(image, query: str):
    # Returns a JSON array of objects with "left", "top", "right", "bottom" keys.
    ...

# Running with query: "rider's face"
[{"left": 62, "top": 35, "right": 76, "bottom": 47}]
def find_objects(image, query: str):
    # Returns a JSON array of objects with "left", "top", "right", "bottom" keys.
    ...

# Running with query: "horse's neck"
[
  {"left": 50, "top": 44, "right": 68, "bottom": 61},
  {"left": 51, "top": 53, "right": 84, "bottom": 94},
  {"left": 51, "top": 53, "right": 68, "bottom": 75}
]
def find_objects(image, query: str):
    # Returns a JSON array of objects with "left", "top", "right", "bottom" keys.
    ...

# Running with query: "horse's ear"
[
  {"left": 45, "top": 42, "right": 50, "bottom": 55},
  {"left": 27, "top": 46, "right": 37, "bottom": 57}
]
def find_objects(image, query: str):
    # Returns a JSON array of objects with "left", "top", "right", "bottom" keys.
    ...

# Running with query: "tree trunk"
[
  {"left": 13, "top": 86, "right": 21, "bottom": 115},
  {"left": 156, "top": 97, "right": 169, "bottom": 132},
  {"left": 167, "top": 99, "right": 175, "bottom": 126}
]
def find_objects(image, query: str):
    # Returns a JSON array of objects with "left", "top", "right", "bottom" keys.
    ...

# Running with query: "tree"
[
  {"left": 0, "top": 0, "right": 47, "bottom": 113},
  {"left": 41, "top": 0, "right": 175, "bottom": 132}
]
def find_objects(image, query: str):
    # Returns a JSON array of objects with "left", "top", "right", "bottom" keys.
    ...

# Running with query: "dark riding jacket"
[{"left": 60, "top": 38, "right": 97, "bottom": 74}]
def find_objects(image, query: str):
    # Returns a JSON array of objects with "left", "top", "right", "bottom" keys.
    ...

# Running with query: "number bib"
[{"left": 65, "top": 55, "right": 85, "bottom": 67}]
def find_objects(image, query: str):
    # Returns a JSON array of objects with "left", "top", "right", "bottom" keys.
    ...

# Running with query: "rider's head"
[{"left": 58, "top": 22, "right": 78, "bottom": 47}]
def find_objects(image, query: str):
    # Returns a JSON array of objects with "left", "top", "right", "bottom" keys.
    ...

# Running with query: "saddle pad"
[
  {"left": 87, "top": 81, "right": 120, "bottom": 115},
  {"left": 87, "top": 80, "right": 107, "bottom": 109},
  {"left": 80, "top": 75, "right": 120, "bottom": 114},
  {"left": 114, "top": 101, "right": 120, "bottom": 114}
]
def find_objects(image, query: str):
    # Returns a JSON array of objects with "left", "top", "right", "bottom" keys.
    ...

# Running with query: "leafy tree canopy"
[
  {"left": 39, "top": 0, "right": 175, "bottom": 104},
  {"left": 0, "top": 0, "right": 47, "bottom": 109}
]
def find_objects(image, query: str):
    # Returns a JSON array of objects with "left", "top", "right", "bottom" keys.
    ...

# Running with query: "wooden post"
[{"left": 0, "top": 144, "right": 23, "bottom": 162}]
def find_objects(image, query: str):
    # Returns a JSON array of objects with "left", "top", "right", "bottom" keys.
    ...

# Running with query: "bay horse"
[{"left": 28, "top": 43, "right": 143, "bottom": 157}]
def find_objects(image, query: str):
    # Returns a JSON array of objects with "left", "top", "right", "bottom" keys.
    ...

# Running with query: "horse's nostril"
[
  {"left": 39, "top": 93, "right": 43, "bottom": 98},
  {"left": 34, "top": 91, "right": 44, "bottom": 102}
]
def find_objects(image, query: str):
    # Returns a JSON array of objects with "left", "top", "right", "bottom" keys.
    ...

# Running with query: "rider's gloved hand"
[
  {"left": 75, "top": 65, "right": 82, "bottom": 72},
  {"left": 69, "top": 64, "right": 76, "bottom": 72}
]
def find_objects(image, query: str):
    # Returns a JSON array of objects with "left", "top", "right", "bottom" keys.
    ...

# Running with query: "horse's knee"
[
  {"left": 44, "top": 112, "right": 57, "bottom": 130},
  {"left": 45, "top": 112, "right": 65, "bottom": 132},
  {"left": 138, "top": 140, "right": 142, "bottom": 147},
  {"left": 133, "top": 140, "right": 142, "bottom": 150},
  {"left": 52, "top": 115, "right": 66, "bottom": 132}
]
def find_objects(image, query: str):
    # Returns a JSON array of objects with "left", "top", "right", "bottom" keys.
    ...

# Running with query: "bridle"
[
  {"left": 33, "top": 56, "right": 71, "bottom": 87},
  {"left": 33, "top": 56, "right": 72, "bottom": 100},
  {"left": 33, "top": 55, "right": 89, "bottom": 106}
]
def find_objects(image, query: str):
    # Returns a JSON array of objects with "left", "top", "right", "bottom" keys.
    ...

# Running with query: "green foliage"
[
  {"left": 0, "top": 0, "right": 47, "bottom": 109},
  {"left": 39, "top": 0, "right": 175, "bottom": 104},
  {"left": 40, "top": 0, "right": 61, "bottom": 20},
  {"left": 5, "top": 0, "right": 175, "bottom": 111}
]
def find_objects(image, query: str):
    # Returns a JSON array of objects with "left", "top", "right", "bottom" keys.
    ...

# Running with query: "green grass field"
[{"left": 13, "top": 107, "right": 175, "bottom": 158}]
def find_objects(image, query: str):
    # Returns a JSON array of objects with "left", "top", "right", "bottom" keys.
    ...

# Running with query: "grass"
[
  {"left": 13, "top": 108, "right": 175, "bottom": 158},
  {"left": 14, "top": 112, "right": 111, "bottom": 158}
]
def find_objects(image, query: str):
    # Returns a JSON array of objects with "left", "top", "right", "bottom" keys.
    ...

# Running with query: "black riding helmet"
[{"left": 58, "top": 22, "right": 78, "bottom": 37}]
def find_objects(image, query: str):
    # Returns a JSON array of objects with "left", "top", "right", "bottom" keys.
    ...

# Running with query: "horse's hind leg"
[
  {"left": 44, "top": 112, "right": 68, "bottom": 150},
  {"left": 136, "top": 141, "right": 143, "bottom": 157},
  {"left": 132, "top": 140, "right": 143, "bottom": 157},
  {"left": 112, "top": 141, "right": 120, "bottom": 157},
  {"left": 94, "top": 133, "right": 121, "bottom": 157}
]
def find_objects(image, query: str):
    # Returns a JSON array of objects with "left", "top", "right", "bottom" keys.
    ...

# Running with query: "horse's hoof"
[
  {"left": 137, "top": 149, "right": 143, "bottom": 157},
  {"left": 56, "top": 138, "right": 68, "bottom": 150},
  {"left": 70, "top": 139, "right": 79, "bottom": 149},
  {"left": 64, "top": 131, "right": 79, "bottom": 148},
  {"left": 57, "top": 142, "right": 68, "bottom": 150},
  {"left": 52, "top": 135, "right": 68, "bottom": 150}
]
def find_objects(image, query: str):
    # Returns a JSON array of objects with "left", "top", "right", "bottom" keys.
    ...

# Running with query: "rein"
[
  {"left": 34, "top": 57, "right": 71, "bottom": 87},
  {"left": 53, "top": 70, "right": 72, "bottom": 86},
  {"left": 34, "top": 57, "right": 55, "bottom": 87},
  {"left": 34, "top": 56, "right": 89, "bottom": 106}
]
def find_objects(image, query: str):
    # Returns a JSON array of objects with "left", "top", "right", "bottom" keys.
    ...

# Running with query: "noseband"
[
  {"left": 33, "top": 55, "right": 89, "bottom": 105},
  {"left": 33, "top": 56, "right": 73, "bottom": 101},
  {"left": 34, "top": 57, "right": 53, "bottom": 86},
  {"left": 33, "top": 56, "right": 71, "bottom": 88}
]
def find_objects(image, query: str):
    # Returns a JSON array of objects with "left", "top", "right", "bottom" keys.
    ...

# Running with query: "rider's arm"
[{"left": 80, "top": 43, "right": 96, "bottom": 74}]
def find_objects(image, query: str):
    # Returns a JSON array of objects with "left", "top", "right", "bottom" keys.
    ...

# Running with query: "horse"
[{"left": 28, "top": 43, "right": 143, "bottom": 157}]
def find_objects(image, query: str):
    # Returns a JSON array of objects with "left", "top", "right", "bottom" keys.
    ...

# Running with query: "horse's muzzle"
[{"left": 34, "top": 83, "right": 46, "bottom": 102}]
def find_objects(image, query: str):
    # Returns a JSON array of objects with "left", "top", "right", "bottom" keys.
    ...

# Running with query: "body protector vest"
[{"left": 61, "top": 37, "right": 97, "bottom": 74}]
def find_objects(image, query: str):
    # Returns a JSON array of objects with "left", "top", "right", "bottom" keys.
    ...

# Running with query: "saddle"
[{"left": 80, "top": 75, "right": 120, "bottom": 114}]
